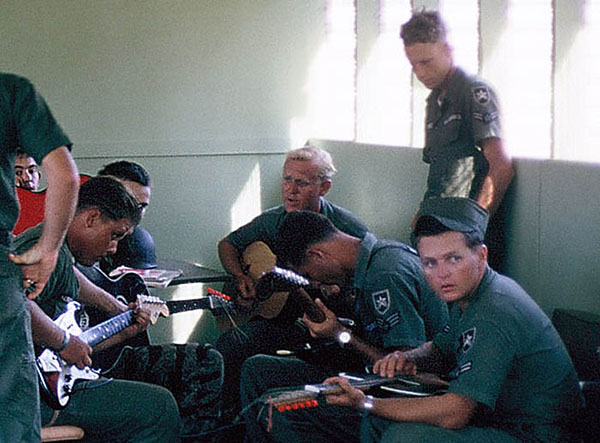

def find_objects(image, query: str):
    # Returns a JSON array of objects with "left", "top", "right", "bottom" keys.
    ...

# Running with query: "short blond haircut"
[{"left": 284, "top": 145, "right": 337, "bottom": 180}]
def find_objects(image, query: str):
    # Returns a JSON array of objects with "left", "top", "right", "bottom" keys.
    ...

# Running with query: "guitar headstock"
[
  {"left": 136, "top": 295, "right": 169, "bottom": 324},
  {"left": 255, "top": 266, "right": 310, "bottom": 300}
]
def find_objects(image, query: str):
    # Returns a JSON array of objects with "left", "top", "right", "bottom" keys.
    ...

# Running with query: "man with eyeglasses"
[
  {"left": 15, "top": 149, "right": 43, "bottom": 191},
  {"left": 216, "top": 145, "right": 368, "bottom": 422}
]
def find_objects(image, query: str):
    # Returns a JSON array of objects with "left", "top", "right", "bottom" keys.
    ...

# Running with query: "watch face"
[{"left": 338, "top": 331, "right": 351, "bottom": 344}]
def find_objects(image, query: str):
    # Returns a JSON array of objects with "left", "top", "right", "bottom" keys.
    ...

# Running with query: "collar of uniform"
[
  {"left": 353, "top": 232, "right": 377, "bottom": 289},
  {"left": 458, "top": 264, "right": 495, "bottom": 312},
  {"left": 426, "top": 66, "right": 467, "bottom": 108}
]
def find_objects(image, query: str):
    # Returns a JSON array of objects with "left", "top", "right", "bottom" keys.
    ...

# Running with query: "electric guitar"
[
  {"left": 75, "top": 264, "right": 234, "bottom": 370},
  {"left": 262, "top": 372, "right": 449, "bottom": 413},
  {"left": 37, "top": 292, "right": 232, "bottom": 409}
]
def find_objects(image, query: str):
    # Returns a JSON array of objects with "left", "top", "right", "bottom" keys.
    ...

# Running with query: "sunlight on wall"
[
  {"left": 291, "top": 0, "right": 356, "bottom": 142},
  {"left": 440, "top": 0, "right": 479, "bottom": 74},
  {"left": 230, "top": 162, "right": 262, "bottom": 231},
  {"left": 149, "top": 284, "right": 216, "bottom": 344},
  {"left": 555, "top": 1, "right": 600, "bottom": 163}
]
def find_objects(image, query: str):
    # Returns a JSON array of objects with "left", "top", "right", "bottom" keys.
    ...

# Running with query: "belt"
[{"left": 0, "top": 230, "right": 10, "bottom": 247}]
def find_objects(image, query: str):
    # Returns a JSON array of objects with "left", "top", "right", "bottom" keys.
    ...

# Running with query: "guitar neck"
[
  {"left": 165, "top": 298, "right": 212, "bottom": 315},
  {"left": 267, "top": 373, "right": 446, "bottom": 410},
  {"left": 79, "top": 310, "right": 134, "bottom": 348}
]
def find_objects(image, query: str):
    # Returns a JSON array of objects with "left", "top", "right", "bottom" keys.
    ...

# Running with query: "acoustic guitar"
[{"left": 220, "top": 241, "right": 344, "bottom": 328}]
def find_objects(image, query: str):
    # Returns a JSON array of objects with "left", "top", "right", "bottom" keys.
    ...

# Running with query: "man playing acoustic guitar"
[{"left": 216, "top": 145, "right": 368, "bottom": 421}]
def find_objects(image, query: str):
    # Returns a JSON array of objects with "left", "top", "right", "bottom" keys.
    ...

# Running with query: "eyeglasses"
[
  {"left": 282, "top": 175, "right": 321, "bottom": 189},
  {"left": 137, "top": 202, "right": 149, "bottom": 210}
]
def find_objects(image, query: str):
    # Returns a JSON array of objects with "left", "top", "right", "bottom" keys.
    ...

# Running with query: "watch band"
[{"left": 362, "top": 395, "right": 374, "bottom": 415}]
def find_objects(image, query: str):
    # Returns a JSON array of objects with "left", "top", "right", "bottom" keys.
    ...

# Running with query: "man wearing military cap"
[
  {"left": 322, "top": 197, "right": 583, "bottom": 442},
  {"left": 266, "top": 198, "right": 584, "bottom": 442}
]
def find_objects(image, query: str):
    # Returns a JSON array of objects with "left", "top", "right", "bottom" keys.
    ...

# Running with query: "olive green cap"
[{"left": 416, "top": 197, "right": 489, "bottom": 237}]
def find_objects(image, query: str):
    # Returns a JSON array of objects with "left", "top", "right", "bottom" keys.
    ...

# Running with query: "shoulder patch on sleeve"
[
  {"left": 372, "top": 289, "right": 391, "bottom": 315},
  {"left": 459, "top": 327, "right": 477, "bottom": 353},
  {"left": 472, "top": 86, "right": 491, "bottom": 105}
]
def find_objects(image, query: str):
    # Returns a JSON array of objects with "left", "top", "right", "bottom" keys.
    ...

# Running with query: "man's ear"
[
  {"left": 83, "top": 208, "right": 101, "bottom": 228},
  {"left": 306, "top": 245, "right": 326, "bottom": 262},
  {"left": 319, "top": 179, "right": 332, "bottom": 197},
  {"left": 478, "top": 244, "right": 488, "bottom": 263}
]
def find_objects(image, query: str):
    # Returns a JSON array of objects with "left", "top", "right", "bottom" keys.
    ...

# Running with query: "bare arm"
[
  {"left": 73, "top": 267, "right": 150, "bottom": 352},
  {"left": 218, "top": 237, "right": 255, "bottom": 298},
  {"left": 74, "top": 265, "right": 127, "bottom": 316},
  {"left": 326, "top": 377, "right": 477, "bottom": 429},
  {"left": 373, "top": 342, "right": 445, "bottom": 378},
  {"left": 10, "top": 147, "right": 79, "bottom": 299},
  {"left": 303, "top": 299, "right": 389, "bottom": 363},
  {"left": 477, "top": 137, "right": 514, "bottom": 215},
  {"left": 29, "top": 300, "right": 92, "bottom": 369}
]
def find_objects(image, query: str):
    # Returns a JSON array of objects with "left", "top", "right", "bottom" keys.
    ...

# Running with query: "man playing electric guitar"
[
  {"left": 216, "top": 145, "right": 368, "bottom": 421},
  {"left": 17, "top": 176, "right": 227, "bottom": 440},
  {"left": 19, "top": 176, "right": 181, "bottom": 441},
  {"left": 18, "top": 172, "right": 225, "bottom": 437}
]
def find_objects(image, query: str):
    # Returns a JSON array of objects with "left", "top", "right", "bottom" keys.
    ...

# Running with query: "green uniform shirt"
[
  {"left": 227, "top": 196, "right": 367, "bottom": 258},
  {"left": 433, "top": 267, "right": 583, "bottom": 435},
  {"left": 423, "top": 67, "right": 502, "bottom": 202},
  {"left": 0, "top": 73, "right": 71, "bottom": 232},
  {"left": 353, "top": 233, "right": 448, "bottom": 349},
  {"left": 14, "top": 223, "right": 79, "bottom": 319}
]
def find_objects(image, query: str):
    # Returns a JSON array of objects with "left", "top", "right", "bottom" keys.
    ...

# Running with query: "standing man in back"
[
  {"left": 0, "top": 73, "right": 79, "bottom": 440},
  {"left": 400, "top": 10, "right": 514, "bottom": 270}
]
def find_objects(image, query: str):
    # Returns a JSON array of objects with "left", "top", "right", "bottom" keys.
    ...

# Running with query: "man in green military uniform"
[
  {"left": 0, "top": 73, "right": 79, "bottom": 440},
  {"left": 400, "top": 10, "right": 514, "bottom": 270},
  {"left": 239, "top": 210, "right": 448, "bottom": 442},
  {"left": 322, "top": 197, "right": 584, "bottom": 442},
  {"left": 216, "top": 145, "right": 368, "bottom": 420},
  {"left": 18, "top": 176, "right": 181, "bottom": 441}
]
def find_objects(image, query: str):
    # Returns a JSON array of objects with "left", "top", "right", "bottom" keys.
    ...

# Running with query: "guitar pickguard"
[{"left": 37, "top": 302, "right": 100, "bottom": 409}]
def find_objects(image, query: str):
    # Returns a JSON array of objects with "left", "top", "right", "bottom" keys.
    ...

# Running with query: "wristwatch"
[
  {"left": 337, "top": 330, "right": 351, "bottom": 346},
  {"left": 362, "top": 395, "right": 374, "bottom": 416}
]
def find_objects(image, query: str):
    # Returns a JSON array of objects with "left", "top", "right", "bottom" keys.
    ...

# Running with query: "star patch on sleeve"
[
  {"left": 371, "top": 289, "right": 391, "bottom": 315},
  {"left": 459, "top": 327, "right": 476, "bottom": 353},
  {"left": 472, "top": 86, "right": 491, "bottom": 105}
]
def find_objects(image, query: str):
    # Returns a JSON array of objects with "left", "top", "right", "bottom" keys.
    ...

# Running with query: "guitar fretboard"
[{"left": 80, "top": 310, "right": 134, "bottom": 348}]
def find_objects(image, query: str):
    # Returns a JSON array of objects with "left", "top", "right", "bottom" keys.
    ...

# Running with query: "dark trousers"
[{"left": 240, "top": 354, "right": 362, "bottom": 443}]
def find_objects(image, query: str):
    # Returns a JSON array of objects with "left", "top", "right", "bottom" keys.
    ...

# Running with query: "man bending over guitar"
[
  {"left": 17, "top": 176, "right": 181, "bottom": 441},
  {"left": 240, "top": 211, "right": 449, "bottom": 442},
  {"left": 216, "top": 145, "right": 368, "bottom": 421},
  {"left": 17, "top": 176, "right": 224, "bottom": 439},
  {"left": 245, "top": 200, "right": 584, "bottom": 442}
]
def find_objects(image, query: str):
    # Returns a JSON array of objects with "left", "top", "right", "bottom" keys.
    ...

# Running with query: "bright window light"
[
  {"left": 356, "top": 0, "right": 412, "bottom": 146},
  {"left": 555, "top": 0, "right": 600, "bottom": 163},
  {"left": 482, "top": 0, "right": 553, "bottom": 159},
  {"left": 301, "top": 0, "right": 356, "bottom": 141}
]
